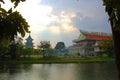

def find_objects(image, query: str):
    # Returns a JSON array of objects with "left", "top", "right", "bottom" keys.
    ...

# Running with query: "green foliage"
[
  {"left": 0, "top": 8, "right": 29, "bottom": 46},
  {"left": 33, "top": 49, "right": 42, "bottom": 55},
  {"left": 75, "top": 52, "right": 80, "bottom": 56},
  {"left": 55, "top": 42, "right": 65, "bottom": 50},
  {"left": 38, "top": 41, "right": 51, "bottom": 51},
  {"left": 38, "top": 41, "right": 52, "bottom": 58},
  {"left": 11, "top": 0, "right": 26, "bottom": 8},
  {"left": 102, "top": 40, "right": 113, "bottom": 51},
  {"left": 22, "top": 47, "right": 33, "bottom": 58},
  {"left": 0, "top": 0, "right": 4, "bottom": 3},
  {"left": 8, "top": 42, "right": 17, "bottom": 59},
  {"left": 99, "top": 39, "right": 114, "bottom": 57},
  {"left": 0, "top": 43, "right": 9, "bottom": 58},
  {"left": 0, "top": 0, "right": 29, "bottom": 46},
  {"left": 0, "top": 0, "right": 26, "bottom": 8}
]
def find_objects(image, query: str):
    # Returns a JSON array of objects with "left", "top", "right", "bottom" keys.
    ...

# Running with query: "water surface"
[{"left": 0, "top": 63, "right": 118, "bottom": 80}]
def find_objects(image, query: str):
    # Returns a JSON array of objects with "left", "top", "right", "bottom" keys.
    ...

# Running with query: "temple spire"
[{"left": 25, "top": 33, "right": 34, "bottom": 48}]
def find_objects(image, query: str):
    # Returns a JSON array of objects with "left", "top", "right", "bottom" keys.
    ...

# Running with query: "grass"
[{"left": 0, "top": 56, "right": 115, "bottom": 64}]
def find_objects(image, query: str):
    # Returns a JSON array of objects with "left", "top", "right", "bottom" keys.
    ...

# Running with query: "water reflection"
[
  {"left": 0, "top": 63, "right": 118, "bottom": 80},
  {"left": 74, "top": 63, "right": 118, "bottom": 80}
]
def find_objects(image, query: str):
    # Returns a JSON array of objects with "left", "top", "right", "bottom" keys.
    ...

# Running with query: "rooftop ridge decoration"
[
  {"left": 80, "top": 29, "right": 112, "bottom": 36},
  {"left": 73, "top": 29, "right": 112, "bottom": 43}
]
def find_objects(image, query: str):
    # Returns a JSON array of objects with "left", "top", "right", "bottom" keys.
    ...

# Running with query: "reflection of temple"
[
  {"left": 25, "top": 34, "right": 34, "bottom": 48},
  {"left": 68, "top": 30, "right": 112, "bottom": 56}
]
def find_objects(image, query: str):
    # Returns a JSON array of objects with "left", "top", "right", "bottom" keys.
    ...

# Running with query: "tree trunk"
[{"left": 112, "top": 30, "right": 120, "bottom": 80}]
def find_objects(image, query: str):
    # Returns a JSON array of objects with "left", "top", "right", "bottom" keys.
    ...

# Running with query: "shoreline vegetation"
[{"left": 0, "top": 56, "right": 115, "bottom": 64}]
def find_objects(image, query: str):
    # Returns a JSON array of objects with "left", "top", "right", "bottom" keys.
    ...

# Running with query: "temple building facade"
[
  {"left": 25, "top": 34, "right": 34, "bottom": 48},
  {"left": 68, "top": 30, "right": 112, "bottom": 56}
]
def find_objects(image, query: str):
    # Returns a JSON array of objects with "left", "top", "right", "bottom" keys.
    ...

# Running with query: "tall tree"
[
  {"left": 0, "top": 0, "right": 29, "bottom": 46},
  {"left": 55, "top": 42, "right": 65, "bottom": 50},
  {"left": 103, "top": 0, "right": 120, "bottom": 79}
]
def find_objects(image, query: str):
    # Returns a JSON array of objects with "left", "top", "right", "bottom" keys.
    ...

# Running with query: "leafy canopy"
[
  {"left": 38, "top": 41, "right": 51, "bottom": 50},
  {"left": 0, "top": 8, "right": 29, "bottom": 45},
  {"left": 0, "top": 0, "right": 29, "bottom": 45}
]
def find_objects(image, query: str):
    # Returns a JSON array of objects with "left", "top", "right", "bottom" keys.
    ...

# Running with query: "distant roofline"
[
  {"left": 79, "top": 29, "right": 112, "bottom": 36},
  {"left": 73, "top": 29, "right": 112, "bottom": 43}
]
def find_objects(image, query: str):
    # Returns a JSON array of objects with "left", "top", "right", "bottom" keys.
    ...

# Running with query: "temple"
[
  {"left": 25, "top": 34, "right": 34, "bottom": 48},
  {"left": 68, "top": 30, "right": 112, "bottom": 56}
]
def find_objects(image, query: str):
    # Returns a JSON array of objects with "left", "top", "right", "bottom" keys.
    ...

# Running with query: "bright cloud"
[
  {"left": 16, "top": 0, "right": 77, "bottom": 34},
  {"left": 16, "top": 0, "right": 53, "bottom": 32},
  {"left": 44, "top": 11, "right": 77, "bottom": 34}
]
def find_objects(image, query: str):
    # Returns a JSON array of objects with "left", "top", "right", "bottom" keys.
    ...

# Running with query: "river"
[{"left": 0, "top": 63, "right": 118, "bottom": 80}]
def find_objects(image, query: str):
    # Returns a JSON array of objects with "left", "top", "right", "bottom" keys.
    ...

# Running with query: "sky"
[{"left": 1, "top": 0, "right": 112, "bottom": 48}]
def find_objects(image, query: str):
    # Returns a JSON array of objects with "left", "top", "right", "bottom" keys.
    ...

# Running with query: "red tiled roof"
[{"left": 84, "top": 34, "right": 112, "bottom": 40}]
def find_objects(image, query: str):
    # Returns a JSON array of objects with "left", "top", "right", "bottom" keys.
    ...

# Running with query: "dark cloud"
[
  {"left": 40, "top": 0, "right": 111, "bottom": 33},
  {"left": 71, "top": 12, "right": 111, "bottom": 33},
  {"left": 40, "top": 0, "right": 84, "bottom": 15},
  {"left": 40, "top": 0, "right": 104, "bottom": 14}
]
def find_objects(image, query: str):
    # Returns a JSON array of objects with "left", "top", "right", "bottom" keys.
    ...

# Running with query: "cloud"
[
  {"left": 71, "top": 12, "right": 111, "bottom": 32},
  {"left": 45, "top": 11, "right": 77, "bottom": 33},
  {"left": 40, "top": 0, "right": 111, "bottom": 33},
  {"left": 16, "top": 0, "right": 53, "bottom": 26}
]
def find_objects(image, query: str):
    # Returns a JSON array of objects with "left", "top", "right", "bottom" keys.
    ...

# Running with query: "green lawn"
[{"left": 0, "top": 56, "right": 115, "bottom": 64}]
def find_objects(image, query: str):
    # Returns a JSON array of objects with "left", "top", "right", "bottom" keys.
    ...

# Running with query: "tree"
[
  {"left": 55, "top": 42, "right": 65, "bottom": 50},
  {"left": 103, "top": 0, "right": 120, "bottom": 79},
  {"left": 0, "top": 37, "right": 24, "bottom": 59},
  {"left": 8, "top": 42, "right": 17, "bottom": 59},
  {"left": 101, "top": 39, "right": 114, "bottom": 57},
  {"left": 0, "top": 0, "right": 29, "bottom": 46},
  {"left": 54, "top": 42, "right": 66, "bottom": 54},
  {"left": 38, "top": 41, "right": 51, "bottom": 58},
  {"left": 22, "top": 47, "right": 33, "bottom": 58},
  {"left": 0, "top": 43, "right": 9, "bottom": 58}
]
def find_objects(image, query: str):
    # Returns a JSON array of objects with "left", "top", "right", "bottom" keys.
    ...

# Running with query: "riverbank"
[{"left": 0, "top": 57, "right": 115, "bottom": 64}]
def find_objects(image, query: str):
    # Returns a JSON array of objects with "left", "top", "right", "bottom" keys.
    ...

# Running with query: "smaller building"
[{"left": 25, "top": 34, "right": 34, "bottom": 48}]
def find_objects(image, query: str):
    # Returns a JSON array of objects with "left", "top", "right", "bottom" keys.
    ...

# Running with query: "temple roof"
[
  {"left": 84, "top": 34, "right": 112, "bottom": 40},
  {"left": 25, "top": 34, "right": 34, "bottom": 48},
  {"left": 26, "top": 34, "right": 33, "bottom": 41},
  {"left": 73, "top": 30, "right": 112, "bottom": 42}
]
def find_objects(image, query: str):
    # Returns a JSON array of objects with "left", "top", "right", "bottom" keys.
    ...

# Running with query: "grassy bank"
[{"left": 0, "top": 56, "right": 115, "bottom": 64}]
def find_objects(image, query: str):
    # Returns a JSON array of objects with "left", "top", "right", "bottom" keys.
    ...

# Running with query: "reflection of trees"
[
  {"left": 75, "top": 63, "right": 117, "bottom": 80},
  {"left": 22, "top": 64, "right": 32, "bottom": 71},
  {"left": 39, "top": 64, "right": 51, "bottom": 80},
  {"left": 0, "top": 64, "right": 8, "bottom": 73},
  {"left": 0, "top": 64, "right": 32, "bottom": 74}
]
